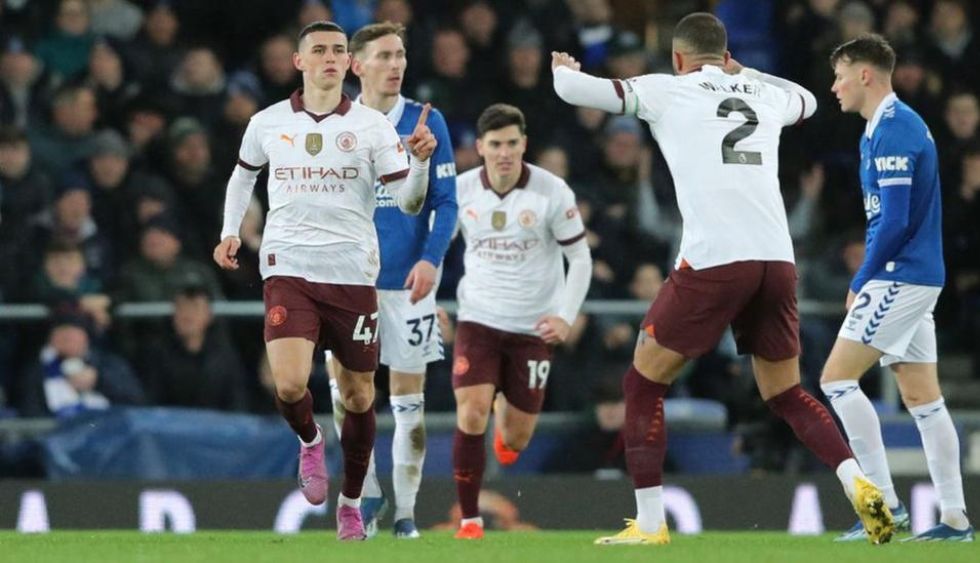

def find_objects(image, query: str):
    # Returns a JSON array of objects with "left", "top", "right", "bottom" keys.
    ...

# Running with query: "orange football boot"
[
  {"left": 454, "top": 521, "right": 485, "bottom": 540},
  {"left": 493, "top": 428, "right": 520, "bottom": 465}
]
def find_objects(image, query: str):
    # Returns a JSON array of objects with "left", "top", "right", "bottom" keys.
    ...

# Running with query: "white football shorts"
[
  {"left": 838, "top": 280, "right": 942, "bottom": 366},
  {"left": 377, "top": 288, "right": 444, "bottom": 373}
]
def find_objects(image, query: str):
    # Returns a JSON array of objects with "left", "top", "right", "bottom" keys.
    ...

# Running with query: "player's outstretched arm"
[
  {"left": 733, "top": 57, "right": 818, "bottom": 121},
  {"left": 551, "top": 51, "right": 625, "bottom": 114}
]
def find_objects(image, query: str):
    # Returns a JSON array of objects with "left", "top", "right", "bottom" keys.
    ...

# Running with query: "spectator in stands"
[
  {"left": 938, "top": 90, "right": 979, "bottom": 189},
  {"left": 125, "top": 1, "right": 184, "bottom": 88},
  {"left": 604, "top": 31, "right": 649, "bottom": 80},
  {"left": 164, "top": 117, "right": 224, "bottom": 260},
  {"left": 566, "top": 0, "right": 618, "bottom": 72},
  {"left": 84, "top": 130, "right": 142, "bottom": 246},
  {"left": 945, "top": 144, "right": 980, "bottom": 370},
  {"left": 122, "top": 95, "right": 171, "bottom": 163},
  {"left": 31, "top": 241, "right": 111, "bottom": 334},
  {"left": 883, "top": 0, "right": 923, "bottom": 48},
  {"left": 414, "top": 27, "right": 489, "bottom": 125},
  {"left": 0, "top": 126, "right": 51, "bottom": 234},
  {"left": 87, "top": 0, "right": 144, "bottom": 41},
  {"left": 296, "top": 0, "right": 333, "bottom": 30},
  {"left": 33, "top": 0, "right": 96, "bottom": 83},
  {"left": 28, "top": 174, "right": 114, "bottom": 291},
  {"left": 256, "top": 34, "right": 299, "bottom": 104},
  {"left": 114, "top": 214, "right": 223, "bottom": 304},
  {"left": 543, "top": 377, "right": 626, "bottom": 474},
  {"left": 212, "top": 72, "right": 262, "bottom": 172},
  {"left": 168, "top": 46, "right": 227, "bottom": 130},
  {"left": 499, "top": 21, "right": 559, "bottom": 143},
  {"left": 0, "top": 36, "right": 46, "bottom": 129},
  {"left": 84, "top": 39, "right": 139, "bottom": 131},
  {"left": 28, "top": 84, "right": 99, "bottom": 175},
  {"left": 925, "top": 0, "right": 980, "bottom": 93},
  {"left": 138, "top": 285, "right": 248, "bottom": 411},
  {"left": 19, "top": 313, "right": 144, "bottom": 418},
  {"left": 891, "top": 47, "right": 942, "bottom": 126},
  {"left": 458, "top": 1, "right": 500, "bottom": 75}
]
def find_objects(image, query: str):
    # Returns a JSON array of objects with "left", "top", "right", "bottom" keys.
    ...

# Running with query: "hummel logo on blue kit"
[{"left": 862, "top": 283, "right": 902, "bottom": 344}]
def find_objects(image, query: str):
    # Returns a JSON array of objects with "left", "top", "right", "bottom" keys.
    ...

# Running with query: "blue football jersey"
[
  {"left": 852, "top": 93, "right": 944, "bottom": 292},
  {"left": 370, "top": 96, "right": 458, "bottom": 290}
]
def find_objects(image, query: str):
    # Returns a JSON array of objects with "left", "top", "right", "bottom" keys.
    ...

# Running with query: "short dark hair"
[
  {"left": 44, "top": 239, "right": 83, "bottom": 257},
  {"left": 673, "top": 12, "right": 727, "bottom": 56},
  {"left": 0, "top": 125, "right": 28, "bottom": 146},
  {"left": 175, "top": 283, "right": 211, "bottom": 302},
  {"left": 477, "top": 103, "right": 526, "bottom": 137},
  {"left": 350, "top": 22, "right": 405, "bottom": 56},
  {"left": 297, "top": 20, "right": 346, "bottom": 48},
  {"left": 830, "top": 33, "right": 896, "bottom": 73}
]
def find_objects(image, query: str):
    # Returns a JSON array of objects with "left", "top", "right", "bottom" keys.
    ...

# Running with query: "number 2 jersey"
[{"left": 621, "top": 65, "right": 806, "bottom": 269}]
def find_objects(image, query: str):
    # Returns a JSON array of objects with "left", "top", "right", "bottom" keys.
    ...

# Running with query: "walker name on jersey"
[
  {"left": 863, "top": 193, "right": 881, "bottom": 219},
  {"left": 274, "top": 166, "right": 360, "bottom": 194},
  {"left": 470, "top": 236, "right": 540, "bottom": 262},
  {"left": 697, "top": 81, "right": 760, "bottom": 96},
  {"left": 874, "top": 156, "right": 909, "bottom": 172}
]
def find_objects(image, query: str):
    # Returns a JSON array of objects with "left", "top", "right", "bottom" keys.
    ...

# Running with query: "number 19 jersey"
[{"left": 624, "top": 65, "right": 803, "bottom": 269}]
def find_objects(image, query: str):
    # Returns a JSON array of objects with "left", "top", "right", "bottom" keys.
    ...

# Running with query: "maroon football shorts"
[
  {"left": 641, "top": 260, "right": 800, "bottom": 361},
  {"left": 452, "top": 321, "right": 552, "bottom": 414},
  {"left": 263, "top": 276, "right": 379, "bottom": 372}
]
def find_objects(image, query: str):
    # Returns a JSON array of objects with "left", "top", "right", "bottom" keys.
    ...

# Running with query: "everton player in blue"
[
  {"left": 821, "top": 34, "right": 972, "bottom": 542},
  {"left": 327, "top": 21, "right": 458, "bottom": 539}
]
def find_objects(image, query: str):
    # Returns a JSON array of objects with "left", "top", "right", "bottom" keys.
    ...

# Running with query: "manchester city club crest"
[
  {"left": 336, "top": 131, "right": 357, "bottom": 152},
  {"left": 492, "top": 210, "right": 507, "bottom": 230},
  {"left": 305, "top": 133, "right": 323, "bottom": 156}
]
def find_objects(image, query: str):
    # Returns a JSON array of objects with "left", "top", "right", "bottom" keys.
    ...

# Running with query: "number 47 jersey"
[{"left": 624, "top": 65, "right": 804, "bottom": 270}]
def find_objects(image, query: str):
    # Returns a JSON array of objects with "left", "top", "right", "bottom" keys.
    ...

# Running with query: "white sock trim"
[{"left": 300, "top": 426, "right": 322, "bottom": 447}]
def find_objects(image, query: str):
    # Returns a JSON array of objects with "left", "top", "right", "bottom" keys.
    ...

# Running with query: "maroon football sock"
[
  {"left": 340, "top": 408, "right": 376, "bottom": 499},
  {"left": 767, "top": 384, "right": 852, "bottom": 469},
  {"left": 275, "top": 389, "right": 318, "bottom": 443},
  {"left": 623, "top": 365, "right": 671, "bottom": 489},
  {"left": 453, "top": 429, "right": 486, "bottom": 519}
]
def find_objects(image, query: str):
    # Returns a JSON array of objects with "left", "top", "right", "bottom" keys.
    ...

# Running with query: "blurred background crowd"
[{"left": 0, "top": 0, "right": 978, "bottom": 475}]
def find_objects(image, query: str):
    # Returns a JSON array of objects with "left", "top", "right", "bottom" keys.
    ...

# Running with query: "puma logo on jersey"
[
  {"left": 874, "top": 156, "right": 908, "bottom": 172},
  {"left": 280, "top": 133, "right": 297, "bottom": 147}
]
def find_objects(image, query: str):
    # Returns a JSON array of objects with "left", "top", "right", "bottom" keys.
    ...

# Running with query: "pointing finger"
[{"left": 415, "top": 103, "right": 431, "bottom": 131}]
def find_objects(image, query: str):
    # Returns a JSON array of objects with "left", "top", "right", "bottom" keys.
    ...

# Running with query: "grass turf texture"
[{"left": 0, "top": 531, "right": 975, "bottom": 563}]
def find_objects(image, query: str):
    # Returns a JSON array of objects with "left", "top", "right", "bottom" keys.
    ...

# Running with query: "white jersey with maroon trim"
[
  {"left": 237, "top": 90, "right": 409, "bottom": 285},
  {"left": 455, "top": 162, "right": 586, "bottom": 335},
  {"left": 620, "top": 65, "right": 800, "bottom": 269}
]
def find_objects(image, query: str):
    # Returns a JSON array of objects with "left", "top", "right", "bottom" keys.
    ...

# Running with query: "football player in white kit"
[
  {"left": 450, "top": 104, "right": 592, "bottom": 540},
  {"left": 553, "top": 12, "right": 893, "bottom": 545},
  {"left": 213, "top": 21, "right": 436, "bottom": 541}
]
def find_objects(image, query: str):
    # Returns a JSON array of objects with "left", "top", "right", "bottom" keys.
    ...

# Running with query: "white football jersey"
[
  {"left": 237, "top": 91, "right": 409, "bottom": 285},
  {"left": 456, "top": 163, "right": 586, "bottom": 334},
  {"left": 625, "top": 65, "right": 801, "bottom": 269}
]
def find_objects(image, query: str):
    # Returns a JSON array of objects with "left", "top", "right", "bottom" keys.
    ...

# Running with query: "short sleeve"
[
  {"left": 873, "top": 122, "right": 920, "bottom": 189},
  {"left": 549, "top": 182, "right": 586, "bottom": 245},
  {"left": 373, "top": 116, "right": 410, "bottom": 184},
  {"left": 623, "top": 74, "right": 675, "bottom": 122},
  {"left": 237, "top": 117, "right": 268, "bottom": 170}
]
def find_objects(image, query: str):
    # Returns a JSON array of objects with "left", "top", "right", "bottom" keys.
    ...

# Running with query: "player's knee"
[
  {"left": 343, "top": 387, "right": 375, "bottom": 413},
  {"left": 457, "top": 405, "right": 490, "bottom": 434},
  {"left": 275, "top": 380, "right": 307, "bottom": 403}
]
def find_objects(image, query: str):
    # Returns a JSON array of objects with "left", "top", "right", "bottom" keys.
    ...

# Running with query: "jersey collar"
[
  {"left": 480, "top": 162, "right": 531, "bottom": 197},
  {"left": 865, "top": 92, "right": 897, "bottom": 139},
  {"left": 354, "top": 94, "right": 405, "bottom": 127},
  {"left": 289, "top": 88, "right": 352, "bottom": 122}
]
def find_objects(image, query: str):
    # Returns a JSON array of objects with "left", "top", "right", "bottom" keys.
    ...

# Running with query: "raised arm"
[{"left": 551, "top": 52, "right": 626, "bottom": 114}]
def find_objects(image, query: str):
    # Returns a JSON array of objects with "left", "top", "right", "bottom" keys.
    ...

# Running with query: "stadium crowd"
[{"left": 0, "top": 0, "right": 978, "bottom": 473}]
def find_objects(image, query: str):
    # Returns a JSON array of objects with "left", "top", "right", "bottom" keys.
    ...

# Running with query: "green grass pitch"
[{"left": 0, "top": 531, "right": 975, "bottom": 563}]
